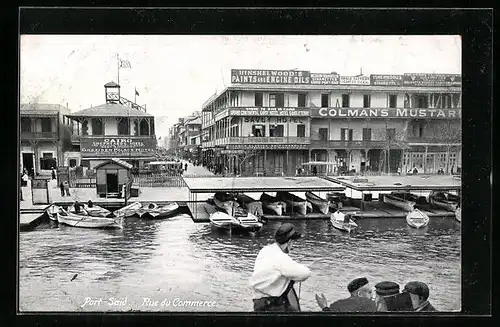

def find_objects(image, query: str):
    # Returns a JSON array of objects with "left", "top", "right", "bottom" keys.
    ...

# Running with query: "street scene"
[{"left": 20, "top": 35, "right": 461, "bottom": 312}]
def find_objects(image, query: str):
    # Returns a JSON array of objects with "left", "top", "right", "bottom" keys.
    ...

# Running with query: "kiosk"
[{"left": 95, "top": 158, "right": 132, "bottom": 199}]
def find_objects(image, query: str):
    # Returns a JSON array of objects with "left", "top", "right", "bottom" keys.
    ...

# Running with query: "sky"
[{"left": 20, "top": 35, "right": 461, "bottom": 138}]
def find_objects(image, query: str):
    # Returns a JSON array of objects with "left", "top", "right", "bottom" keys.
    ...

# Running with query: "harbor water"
[{"left": 19, "top": 214, "right": 461, "bottom": 312}]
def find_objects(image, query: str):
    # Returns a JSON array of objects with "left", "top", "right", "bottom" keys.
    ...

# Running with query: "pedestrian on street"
[
  {"left": 21, "top": 172, "right": 29, "bottom": 187},
  {"left": 316, "top": 277, "right": 377, "bottom": 312},
  {"left": 20, "top": 187, "right": 24, "bottom": 201},
  {"left": 63, "top": 180, "right": 70, "bottom": 196},
  {"left": 403, "top": 281, "right": 437, "bottom": 312},
  {"left": 51, "top": 167, "right": 56, "bottom": 180},
  {"left": 249, "top": 223, "right": 311, "bottom": 312},
  {"left": 59, "top": 181, "right": 65, "bottom": 196},
  {"left": 184, "top": 163, "right": 188, "bottom": 172},
  {"left": 312, "top": 166, "right": 318, "bottom": 176}
]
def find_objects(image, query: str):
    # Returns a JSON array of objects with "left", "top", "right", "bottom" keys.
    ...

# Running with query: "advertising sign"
[
  {"left": 311, "top": 107, "right": 461, "bottom": 119},
  {"left": 339, "top": 75, "right": 371, "bottom": 85},
  {"left": 231, "top": 69, "right": 311, "bottom": 84},
  {"left": 403, "top": 74, "right": 461, "bottom": 87},
  {"left": 226, "top": 144, "right": 309, "bottom": 150},
  {"left": 242, "top": 116, "right": 307, "bottom": 124},
  {"left": 81, "top": 137, "right": 156, "bottom": 158},
  {"left": 310, "top": 73, "right": 340, "bottom": 85},
  {"left": 229, "top": 107, "right": 310, "bottom": 117},
  {"left": 370, "top": 74, "right": 403, "bottom": 86}
]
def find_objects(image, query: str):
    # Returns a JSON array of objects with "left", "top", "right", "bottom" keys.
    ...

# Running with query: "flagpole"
[
  {"left": 135, "top": 87, "right": 137, "bottom": 104},
  {"left": 117, "top": 54, "right": 120, "bottom": 86}
]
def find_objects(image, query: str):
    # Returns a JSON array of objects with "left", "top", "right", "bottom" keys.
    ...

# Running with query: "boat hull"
[
  {"left": 260, "top": 193, "right": 286, "bottom": 216},
  {"left": 406, "top": 209, "right": 430, "bottom": 229},
  {"left": 113, "top": 202, "right": 142, "bottom": 218},
  {"left": 276, "top": 192, "right": 308, "bottom": 216},
  {"left": 455, "top": 207, "right": 461, "bottom": 222},
  {"left": 330, "top": 211, "right": 357, "bottom": 233},
  {"left": 209, "top": 211, "right": 240, "bottom": 231},
  {"left": 213, "top": 196, "right": 239, "bottom": 215},
  {"left": 236, "top": 194, "right": 264, "bottom": 217},
  {"left": 46, "top": 204, "right": 60, "bottom": 221},
  {"left": 68, "top": 204, "right": 112, "bottom": 218},
  {"left": 305, "top": 192, "right": 330, "bottom": 215},
  {"left": 56, "top": 211, "right": 123, "bottom": 229},
  {"left": 383, "top": 194, "right": 415, "bottom": 212},
  {"left": 428, "top": 196, "right": 459, "bottom": 212},
  {"left": 142, "top": 203, "right": 180, "bottom": 219}
]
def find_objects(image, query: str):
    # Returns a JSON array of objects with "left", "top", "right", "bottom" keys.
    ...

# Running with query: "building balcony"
[
  {"left": 406, "top": 137, "right": 461, "bottom": 145},
  {"left": 20, "top": 131, "right": 58, "bottom": 141},
  {"left": 224, "top": 136, "right": 310, "bottom": 145}
]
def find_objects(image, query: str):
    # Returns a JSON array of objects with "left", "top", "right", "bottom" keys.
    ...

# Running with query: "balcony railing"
[
  {"left": 226, "top": 136, "right": 310, "bottom": 145},
  {"left": 21, "top": 131, "right": 58, "bottom": 140},
  {"left": 70, "top": 134, "right": 157, "bottom": 143},
  {"left": 406, "top": 137, "right": 461, "bottom": 144},
  {"left": 310, "top": 140, "right": 390, "bottom": 149}
]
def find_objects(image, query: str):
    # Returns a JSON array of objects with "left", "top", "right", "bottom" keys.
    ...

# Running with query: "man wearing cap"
[
  {"left": 374, "top": 281, "right": 401, "bottom": 311},
  {"left": 315, "top": 277, "right": 377, "bottom": 312},
  {"left": 249, "top": 223, "right": 311, "bottom": 312},
  {"left": 403, "top": 281, "right": 437, "bottom": 311}
]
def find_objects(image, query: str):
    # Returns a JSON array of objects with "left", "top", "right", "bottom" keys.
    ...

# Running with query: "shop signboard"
[
  {"left": 81, "top": 137, "right": 156, "bottom": 158},
  {"left": 403, "top": 73, "right": 462, "bottom": 87},
  {"left": 310, "top": 73, "right": 340, "bottom": 85},
  {"left": 226, "top": 144, "right": 309, "bottom": 150},
  {"left": 370, "top": 74, "right": 403, "bottom": 86},
  {"left": 339, "top": 75, "right": 371, "bottom": 85},
  {"left": 310, "top": 107, "right": 461, "bottom": 119},
  {"left": 231, "top": 69, "right": 311, "bottom": 84},
  {"left": 229, "top": 107, "right": 310, "bottom": 117}
]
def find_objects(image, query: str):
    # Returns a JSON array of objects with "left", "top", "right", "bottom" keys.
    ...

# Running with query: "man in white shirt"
[{"left": 249, "top": 223, "right": 311, "bottom": 312}]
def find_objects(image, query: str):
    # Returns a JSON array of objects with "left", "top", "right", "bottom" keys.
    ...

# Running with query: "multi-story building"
[
  {"left": 65, "top": 81, "right": 157, "bottom": 169},
  {"left": 200, "top": 69, "right": 462, "bottom": 176},
  {"left": 20, "top": 103, "right": 73, "bottom": 176},
  {"left": 182, "top": 112, "right": 202, "bottom": 162}
]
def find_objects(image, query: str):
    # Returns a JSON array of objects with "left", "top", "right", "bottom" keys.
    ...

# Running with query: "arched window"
[
  {"left": 139, "top": 119, "right": 149, "bottom": 136},
  {"left": 92, "top": 118, "right": 104, "bottom": 135},
  {"left": 117, "top": 118, "right": 130, "bottom": 135}
]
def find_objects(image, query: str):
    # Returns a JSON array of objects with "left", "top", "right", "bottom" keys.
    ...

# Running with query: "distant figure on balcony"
[{"left": 51, "top": 167, "right": 56, "bottom": 180}]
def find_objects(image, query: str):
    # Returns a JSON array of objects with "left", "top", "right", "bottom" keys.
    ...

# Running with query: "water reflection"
[{"left": 20, "top": 214, "right": 461, "bottom": 312}]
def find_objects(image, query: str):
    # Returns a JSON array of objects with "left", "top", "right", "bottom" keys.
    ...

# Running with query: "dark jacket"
[
  {"left": 323, "top": 296, "right": 377, "bottom": 312},
  {"left": 417, "top": 301, "right": 437, "bottom": 312}
]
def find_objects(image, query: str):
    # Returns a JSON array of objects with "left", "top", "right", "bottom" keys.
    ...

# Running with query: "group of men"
[{"left": 249, "top": 223, "right": 436, "bottom": 312}]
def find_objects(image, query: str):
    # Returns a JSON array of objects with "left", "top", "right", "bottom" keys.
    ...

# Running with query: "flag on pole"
[
  {"left": 135, "top": 89, "right": 139, "bottom": 96},
  {"left": 119, "top": 59, "right": 132, "bottom": 69}
]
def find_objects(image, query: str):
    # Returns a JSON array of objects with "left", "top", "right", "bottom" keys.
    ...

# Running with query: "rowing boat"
[
  {"left": 406, "top": 209, "right": 430, "bottom": 229},
  {"left": 232, "top": 206, "right": 264, "bottom": 232},
  {"left": 112, "top": 202, "right": 142, "bottom": 218},
  {"left": 259, "top": 193, "right": 287, "bottom": 216},
  {"left": 428, "top": 191, "right": 460, "bottom": 212},
  {"left": 46, "top": 204, "right": 61, "bottom": 221},
  {"left": 305, "top": 191, "right": 330, "bottom": 214},
  {"left": 56, "top": 208, "right": 123, "bottom": 229},
  {"left": 276, "top": 191, "right": 308, "bottom": 216},
  {"left": 383, "top": 192, "right": 417, "bottom": 212},
  {"left": 330, "top": 211, "right": 358, "bottom": 233},
  {"left": 209, "top": 211, "right": 240, "bottom": 231},
  {"left": 213, "top": 192, "right": 239, "bottom": 215},
  {"left": 236, "top": 193, "right": 263, "bottom": 217},
  {"left": 143, "top": 202, "right": 180, "bottom": 219}
]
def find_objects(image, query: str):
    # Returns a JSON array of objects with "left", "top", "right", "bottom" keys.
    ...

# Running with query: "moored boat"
[
  {"left": 383, "top": 192, "right": 417, "bottom": 211},
  {"left": 46, "top": 204, "right": 61, "bottom": 221},
  {"left": 209, "top": 211, "right": 240, "bottom": 231},
  {"left": 232, "top": 206, "right": 263, "bottom": 232},
  {"left": 236, "top": 193, "right": 263, "bottom": 217},
  {"left": 305, "top": 191, "right": 330, "bottom": 215},
  {"left": 260, "top": 193, "right": 287, "bottom": 216},
  {"left": 56, "top": 208, "right": 123, "bottom": 229},
  {"left": 68, "top": 203, "right": 112, "bottom": 218},
  {"left": 276, "top": 191, "right": 308, "bottom": 216},
  {"left": 428, "top": 191, "right": 460, "bottom": 212},
  {"left": 143, "top": 202, "right": 180, "bottom": 219},
  {"left": 136, "top": 202, "right": 159, "bottom": 218},
  {"left": 112, "top": 201, "right": 142, "bottom": 218},
  {"left": 213, "top": 192, "right": 239, "bottom": 215},
  {"left": 406, "top": 209, "right": 430, "bottom": 229},
  {"left": 330, "top": 211, "right": 358, "bottom": 233}
]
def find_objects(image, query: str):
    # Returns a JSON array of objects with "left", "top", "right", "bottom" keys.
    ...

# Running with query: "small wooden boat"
[
  {"left": 260, "top": 193, "right": 287, "bottom": 216},
  {"left": 428, "top": 191, "right": 460, "bottom": 212},
  {"left": 330, "top": 211, "right": 358, "bottom": 233},
  {"left": 68, "top": 204, "right": 112, "bottom": 218},
  {"left": 56, "top": 208, "right": 123, "bottom": 229},
  {"left": 305, "top": 192, "right": 330, "bottom": 214},
  {"left": 135, "top": 202, "right": 159, "bottom": 218},
  {"left": 276, "top": 191, "right": 308, "bottom": 216},
  {"left": 112, "top": 202, "right": 142, "bottom": 218},
  {"left": 236, "top": 193, "right": 263, "bottom": 217},
  {"left": 213, "top": 192, "right": 239, "bottom": 215},
  {"left": 455, "top": 206, "right": 461, "bottom": 222},
  {"left": 46, "top": 204, "right": 61, "bottom": 221},
  {"left": 406, "top": 209, "right": 430, "bottom": 229},
  {"left": 383, "top": 192, "right": 417, "bottom": 212},
  {"left": 232, "top": 207, "right": 263, "bottom": 232},
  {"left": 143, "top": 202, "right": 180, "bottom": 219},
  {"left": 209, "top": 211, "right": 240, "bottom": 231}
]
